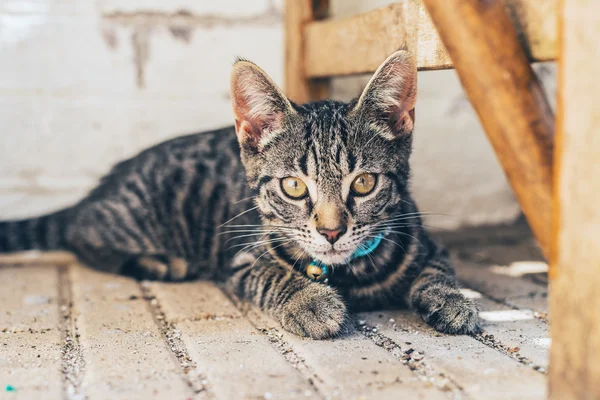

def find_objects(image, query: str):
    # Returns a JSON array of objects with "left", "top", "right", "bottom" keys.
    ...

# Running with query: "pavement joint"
[
  {"left": 357, "top": 319, "right": 465, "bottom": 398},
  {"left": 58, "top": 265, "right": 86, "bottom": 400},
  {"left": 139, "top": 282, "right": 213, "bottom": 398}
]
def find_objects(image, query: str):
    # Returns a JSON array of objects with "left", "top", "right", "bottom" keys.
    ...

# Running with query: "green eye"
[
  {"left": 281, "top": 177, "right": 308, "bottom": 199},
  {"left": 351, "top": 173, "right": 377, "bottom": 196}
]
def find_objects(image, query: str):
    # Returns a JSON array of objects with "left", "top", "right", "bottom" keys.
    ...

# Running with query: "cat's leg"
[
  {"left": 73, "top": 241, "right": 189, "bottom": 282},
  {"left": 227, "top": 253, "right": 348, "bottom": 339},
  {"left": 407, "top": 246, "right": 481, "bottom": 335},
  {"left": 67, "top": 203, "right": 190, "bottom": 281},
  {"left": 122, "top": 254, "right": 189, "bottom": 281}
]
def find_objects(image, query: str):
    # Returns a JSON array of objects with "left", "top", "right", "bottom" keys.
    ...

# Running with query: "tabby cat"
[{"left": 0, "top": 51, "right": 480, "bottom": 338}]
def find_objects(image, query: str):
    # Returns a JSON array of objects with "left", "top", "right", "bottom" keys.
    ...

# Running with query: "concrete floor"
[{"left": 0, "top": 223, "right": 549, "bottom": 399}]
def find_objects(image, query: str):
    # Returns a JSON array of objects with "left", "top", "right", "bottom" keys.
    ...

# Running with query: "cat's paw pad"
[
  {"left": 415, "top": 285, "right": 481, "bottom": 335},
  {"left": 280, "top": 284, "right": 347, "bottom": 339}
]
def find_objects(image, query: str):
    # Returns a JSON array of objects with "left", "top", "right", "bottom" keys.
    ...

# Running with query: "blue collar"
[{"left": 306, "top": 233, "right": 384, "bottom": 281}]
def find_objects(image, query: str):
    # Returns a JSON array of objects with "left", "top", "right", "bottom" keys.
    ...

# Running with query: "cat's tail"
[{"left": 0, "top": 210, "right": 71, "bottom": 253}]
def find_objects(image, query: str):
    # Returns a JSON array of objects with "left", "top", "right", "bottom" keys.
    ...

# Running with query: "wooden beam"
[
  {"left": 284, "top": 0, "right": 330, "bottom": 103},
  {"left": 304, "top": 0, "right": 557, "bottom": 77},
  {"left": 550, "top": 0, "right": 600, "bottom": 398},
  {"left": 421, "top": 0, "right": 555, "bottom": 259}
]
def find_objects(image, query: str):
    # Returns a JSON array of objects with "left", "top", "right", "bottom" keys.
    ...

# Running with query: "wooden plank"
[
  {"left": 363, "top": 310, "right": 547, "bottom": 399},
  {"left": 148, "top": 281, "right": 318, "bottom": 399},
  {"left": 71, "top": 265, "right": 192, "bottom": 399},
  {"left": 549, "top": 0, "right": 600, "bottom": 398},
  {"left": 422, "top": 0, "right": 555, "bottom": 259},
  {"left": 304, "top": 0, "right": 557, "bottom": 77},
  {"left": 245, "top": 305, "right": 448, "bottom": 399},
  {"left": 0, "top": 266, "right": 63, "bottom": 399},
  {"left": 284, "top": 0, "right": 330, "bottom": 103}
]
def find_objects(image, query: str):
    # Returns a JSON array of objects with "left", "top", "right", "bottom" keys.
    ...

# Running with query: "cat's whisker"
[
  {"left": 218, "top": 226, "right": 298, "bottom": 234},
  {"left": 228, "top": 237, "right": 283, "bottom": 252},
  {"left": 251, "top": 240, "right": 294, "bottom": 269},
  {"left": 233, "top": 195, "right": 256, "bottom": 205},
  {"left": 377, "top": 211, "right": 446, "bottom": 224},
  {"left": 217, "top": 226, "right": 298, "bottom": 236},
  {"left": 219, "top": 224, "right": 296, "bottom": 229},
  {"left": 232, "top": 237, "right": 290, "bottom": 258},
  {"left": 366, "top": 234, "right": 407, "bottom": 254},
  {"left": 373, "top": 222, "right": 452, "bottom": 232},
  {"left": 344, "top": 253, "right": 361, "bottom": 277},
  {"left": 224, "top": 231, "right": 282, "bottom": 245},
  {"left": 290, "top": 248, "right": 307, "bottom": 271},
  {"left": 356, "top": 242, "right": 378, "bottom": 270},
  {"left": 218, "top": 229, "right": 282, "bottom": 237},
  {"left": 218, "top": 206, "right": 260, "bottom": 228},
  {"left": 371, "top": 229, "right": 423, "bottom": 248}
]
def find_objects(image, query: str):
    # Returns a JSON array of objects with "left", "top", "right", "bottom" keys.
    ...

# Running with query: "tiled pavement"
[{"left": 0, "top": 225, "right": 549, "bottom": 399}]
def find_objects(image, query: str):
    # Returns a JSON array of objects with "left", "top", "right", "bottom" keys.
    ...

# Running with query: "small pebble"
[
  {"left": 5, "top": 385, "right": 16, "bottom": 392},
  {"left": 264, "top": 392, "right": 273, "bottom": 399}
]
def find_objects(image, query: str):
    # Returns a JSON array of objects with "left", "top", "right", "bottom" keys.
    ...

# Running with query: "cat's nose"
[{"left": 317, "top": 225, "right": 347, "bottom": 244}]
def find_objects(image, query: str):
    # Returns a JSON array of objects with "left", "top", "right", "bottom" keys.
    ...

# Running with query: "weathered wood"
[
  {"left": 422, "top": 0, "right": 555, "bottom": 259},
  {"left": 303, "top": 0, "right": 557, "bottom": 77},
  {"left": 284, "top": 0, "right": 330, "bottom": 103},
  {"left": 549, "top": 0, "right": 600, "bottom": 398}
]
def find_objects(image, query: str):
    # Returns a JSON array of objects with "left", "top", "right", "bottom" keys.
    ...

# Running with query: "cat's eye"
[
  {"left": 280, "top": 177, "right": 308, "bottom": 199},
  {"left": 351, "top": 173, "right": 377, "bottom": 196}
]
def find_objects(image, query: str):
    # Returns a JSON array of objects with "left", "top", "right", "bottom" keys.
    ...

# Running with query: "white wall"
[{"left": 0, "top": 0, "right": 556, "bottom": 230}]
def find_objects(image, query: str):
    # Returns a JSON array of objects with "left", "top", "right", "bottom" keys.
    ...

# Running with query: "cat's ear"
[
  {"left": 230, "top": 60, "right": 295, "bottom": 152},
  {"left": 352, "top": 50, "right": 417, "bottom": 138}
]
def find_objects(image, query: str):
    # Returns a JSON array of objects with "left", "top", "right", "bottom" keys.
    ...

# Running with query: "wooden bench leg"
[
  {"left": 284, "top": 0, "right": 330, "bottom": 103},
  {"left": 422, "top": 0, "right": 555, "bottom": 259},
  {"left": 550, "top": 0, "right": 600, "bottom": 398}
]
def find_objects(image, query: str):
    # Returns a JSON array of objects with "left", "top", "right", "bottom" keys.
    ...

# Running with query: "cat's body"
[{"left": 0, "top": 51, "right": 480, "bottom": 338}]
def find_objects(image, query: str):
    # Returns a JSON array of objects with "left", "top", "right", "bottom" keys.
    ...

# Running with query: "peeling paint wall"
[
  {"left": 0, "top": 0, "right": 284, "bottom": 218},
  {"left": 0, "top": 0, "right": 556, "bottom": 231}
]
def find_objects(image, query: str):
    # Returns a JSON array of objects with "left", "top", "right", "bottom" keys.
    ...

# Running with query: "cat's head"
[{"left": 230, "top": 51, "right": 417, "bottom": 265}]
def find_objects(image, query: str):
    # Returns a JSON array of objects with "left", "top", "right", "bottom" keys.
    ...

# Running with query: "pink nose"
[{"left": 317, "top": 226, "right": 347, "bottom": 244}]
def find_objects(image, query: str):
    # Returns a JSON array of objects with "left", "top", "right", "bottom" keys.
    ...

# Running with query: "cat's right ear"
[{"left": 230, "top": 60, "right": 295, "bottom": 153}]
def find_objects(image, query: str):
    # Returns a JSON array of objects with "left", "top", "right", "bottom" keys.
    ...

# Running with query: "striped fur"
[{"left": 0, "top": 51, "right": 480, "bottom": 338}]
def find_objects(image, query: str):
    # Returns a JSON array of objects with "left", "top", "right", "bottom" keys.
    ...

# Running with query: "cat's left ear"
[
  {"left": 351, "top": 50, "right": 417, "bottom": 138},
  {"left": 230, "top": 60, "right": 296, "bottom": 153}
]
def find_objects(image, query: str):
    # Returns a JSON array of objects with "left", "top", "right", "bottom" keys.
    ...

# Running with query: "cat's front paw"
[
  {"left": 414, "top": 285, "right": 481, "bottom": 335},
  {"left": 280, "top": 284, "right": 347, "bottom": 339}
]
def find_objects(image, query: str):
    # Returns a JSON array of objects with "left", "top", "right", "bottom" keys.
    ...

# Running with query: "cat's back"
[{"left": 83, "top": 126, "right": 243, "bottom": 202}]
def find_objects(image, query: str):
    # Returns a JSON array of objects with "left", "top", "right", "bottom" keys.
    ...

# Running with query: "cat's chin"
[{"left": 307, "top": 249, "right": 355, "bottom": 266}]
